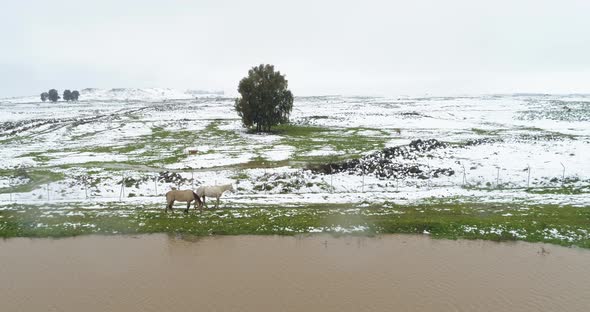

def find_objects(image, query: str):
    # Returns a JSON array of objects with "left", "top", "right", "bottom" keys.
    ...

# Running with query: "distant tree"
[
  {"left": 234, "top": 64, "right": 293, "bottom": 132},
  {"left": 47, "top": 89, "right": 60, "bottom": 102},
  {"left": 63, "top": 90, "right": 72, "bottom": 102},
  {"left": 71, "top": 90, "right": 80, "bottom": 101},
  {"left": 40, "top": 92, "right": 48, "bottom": 102}
]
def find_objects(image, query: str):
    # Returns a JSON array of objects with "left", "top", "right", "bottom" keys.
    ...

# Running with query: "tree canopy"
[
  {"left": 42, "top": 89, "right": 79, "bottom": 102},
  {"left": 71, "top": 90, "right": 80, "bottom": 101},
  {"left": 48, "top": 89, "right": 60, "bottom": 102},
  {"left": 234, "top": 64, "right": 293, "bottom": 132},
  {"left": 63, "top": 90, "right": 72, "bottom": 101}
]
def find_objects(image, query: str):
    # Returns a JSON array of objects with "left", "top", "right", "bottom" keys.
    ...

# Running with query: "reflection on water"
[{"left": 1, "top": 234, "right": 590, "bottom": 312}]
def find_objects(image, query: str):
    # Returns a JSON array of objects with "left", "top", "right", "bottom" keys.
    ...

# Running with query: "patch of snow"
[{"left": 262, "top": 145, "right": 294, "bottom": 161}]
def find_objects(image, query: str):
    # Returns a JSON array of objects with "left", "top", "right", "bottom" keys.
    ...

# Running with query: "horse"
[
  {"left": 165, "top": 189, "right": 203, "bottom": 213},
  {"left": 195, "top": 184, "right": 234, "bottom": 209}
]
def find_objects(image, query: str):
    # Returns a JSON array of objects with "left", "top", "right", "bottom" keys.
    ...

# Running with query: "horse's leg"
[
  {"left": 169, "top": 200, "right": 174, "bottom": 213},
  {"left": 197, "top": 196, "right": 203, "bottom": 212},
  {"left": 216, "top": 197, "right": 220, "bottom": 209},
  {"left": 202, "top": 196, "right": 207, "bottom": 209},
  {"left": 185, "top": 201, "right": 190, "bottom": 213}
]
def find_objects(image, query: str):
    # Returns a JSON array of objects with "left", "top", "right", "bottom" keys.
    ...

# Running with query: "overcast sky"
[{"left": 1, "top": 0, "right": 589, "bottom": 97}]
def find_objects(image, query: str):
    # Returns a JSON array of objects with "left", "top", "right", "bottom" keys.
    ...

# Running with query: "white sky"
[{"left": 1, "top": 0, "right": 589, "bottom": 97}]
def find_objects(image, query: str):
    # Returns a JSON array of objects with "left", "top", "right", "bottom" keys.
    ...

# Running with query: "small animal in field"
[
  {"left": 165, "top": 189, "right": 203, "bottom": 213},
  {"left": 195, "top": 184, "right": 234, "bottom": 209}
]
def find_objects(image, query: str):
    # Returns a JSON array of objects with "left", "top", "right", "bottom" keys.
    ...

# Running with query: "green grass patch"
[
  {"left": 526, "top": 185, "right": 590, "bottom": 195},
  {"left": 272, "top": 124, "right": 328, "bottom": 136},
  {"left": 115, "top": 142, "right": 147, "bottom": 154},
  {"left": 1, "top": 202, "right": 589, "bottom": 248},
  {"left": 31, "top": 120, "right": 246, "bottom": 169},
  {"left": 471, "top": 128, "right": 501, "bottom": 136},
  {"left": 273, "top": 124, "right": 389, "bottom": 164},
  {"left": 139, "top": 120, "right": 246, "bottom": 166},
  {"left": 517, "top": 126, "right": 577, "bottom": 140},
  {"left": 230, "top": 171, "right": 250, "bottom": 180},
  {"left": 203, "top": 119, "right": 243, "bottom": 140},
  {"left": 18, "top": 151, "right": 52, "bottom": 162}
]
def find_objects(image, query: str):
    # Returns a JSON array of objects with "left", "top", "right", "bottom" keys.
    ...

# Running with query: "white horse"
[{"left": 196, "top": 184, "right": 234, "bottom": 209}]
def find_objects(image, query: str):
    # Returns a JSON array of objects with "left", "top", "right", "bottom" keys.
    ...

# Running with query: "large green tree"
[{"left": 235, "top": 64, "right": 293, "bottom": 132}]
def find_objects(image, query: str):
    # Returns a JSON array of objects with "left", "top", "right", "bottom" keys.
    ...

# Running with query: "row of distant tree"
[
  {"left": 34, "top": 64, "right": 291, "bottom": 132},
  {"left": 40, "top": 89, "right": 80, "bottom": 102}
]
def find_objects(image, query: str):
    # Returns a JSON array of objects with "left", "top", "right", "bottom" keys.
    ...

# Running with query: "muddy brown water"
[{"left": 1, "top": 235, "right": 589, "bottom": 312}]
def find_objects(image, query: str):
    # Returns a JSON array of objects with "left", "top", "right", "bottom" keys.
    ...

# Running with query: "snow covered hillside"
[{"left": 0, "top": 91, "right": 589, "bottom": 209}]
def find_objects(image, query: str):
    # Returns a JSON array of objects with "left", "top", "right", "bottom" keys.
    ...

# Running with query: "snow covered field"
[
  {"left": 0, "top": 89, "right": 589, "bottom": 208},
  {"left": 1, "top": 89, "right": 589, "bottom": 244}
]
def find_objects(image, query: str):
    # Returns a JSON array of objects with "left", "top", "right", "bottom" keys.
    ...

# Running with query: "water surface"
[{"left": 1, "top": 234, "right": 589, "bottom": 311}]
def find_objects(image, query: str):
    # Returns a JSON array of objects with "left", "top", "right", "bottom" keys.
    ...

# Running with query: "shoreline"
[{"left": 3, "top": 232, "right": 590, "bottom": 251}]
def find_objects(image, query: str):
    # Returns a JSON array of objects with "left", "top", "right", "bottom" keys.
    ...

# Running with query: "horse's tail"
[{"left": 193, "top": 191, "right": 202, "bottom": 204}]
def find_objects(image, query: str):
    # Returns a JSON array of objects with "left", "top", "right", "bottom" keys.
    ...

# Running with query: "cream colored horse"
[
  {"left": 195, "top": 184, "right": 234, "bottom": 209},
  {"left": 165, "top": 189, "right": 202, "bottom": 213}
]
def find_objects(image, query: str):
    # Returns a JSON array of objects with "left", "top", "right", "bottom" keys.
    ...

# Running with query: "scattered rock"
[
  {"left": 309, "top": 139, "right": 454, "bottom": 179},
  {"left": 158, "top": 171, "right": 186, "bottom": 184},
  {"left": 465, "top": 138, "right": 500, "bottom": 146}
]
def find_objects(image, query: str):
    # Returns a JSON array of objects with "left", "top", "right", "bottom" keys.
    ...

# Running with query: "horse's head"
[{"left": 192, "top": 191, "right": 202, "bottom": 203}]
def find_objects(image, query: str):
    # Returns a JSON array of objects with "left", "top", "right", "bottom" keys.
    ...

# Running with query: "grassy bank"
[{"left": 1, "top": 202, "right": 589, "bottom": 248}]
